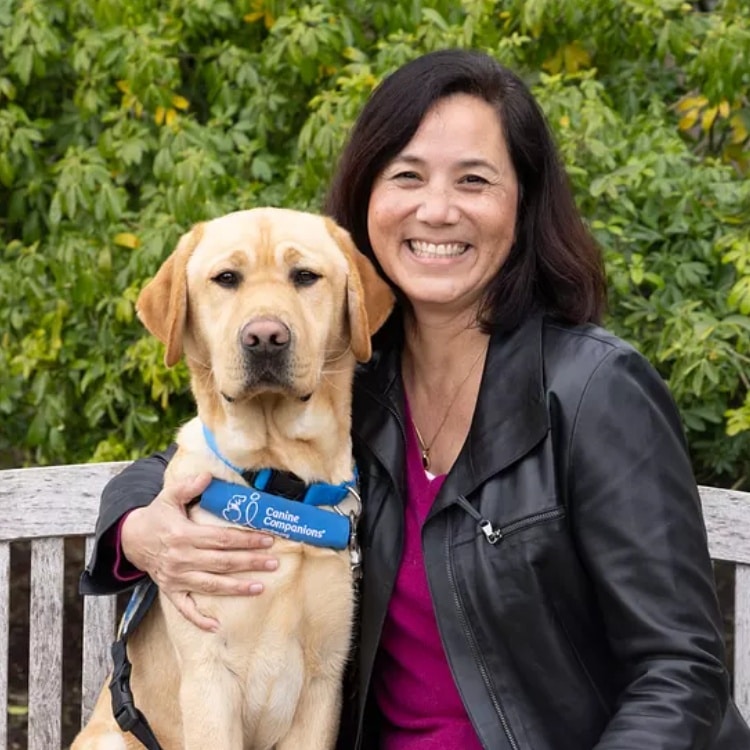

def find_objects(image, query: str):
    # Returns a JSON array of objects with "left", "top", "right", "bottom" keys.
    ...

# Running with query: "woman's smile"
[{"left": 407, "top": 240, "right": 471, "bottom": 259}]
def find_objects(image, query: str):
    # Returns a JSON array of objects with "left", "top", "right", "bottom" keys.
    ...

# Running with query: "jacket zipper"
[
  {"left": 445, "top": 521, "right": 521, "bottom": 750},
  {"left": 455, "top": 495, "right": 565, "bottom": 545}
]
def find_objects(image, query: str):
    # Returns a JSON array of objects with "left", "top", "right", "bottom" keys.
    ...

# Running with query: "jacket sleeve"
[
  {"left": 567, "top": 346, "right": 729, "bottom": 750},
  {"left": 79, "top": 445, "right": 177, "bottom": 595}
]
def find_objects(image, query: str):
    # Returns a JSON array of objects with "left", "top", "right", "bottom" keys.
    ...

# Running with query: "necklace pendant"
[{"left": 421, "top": 449, "right": 430, "bottom": 471}]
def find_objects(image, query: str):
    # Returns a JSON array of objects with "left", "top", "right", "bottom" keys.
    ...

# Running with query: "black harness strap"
[{"left": 109, "top": 580, "right": 163, "bottom": 750}]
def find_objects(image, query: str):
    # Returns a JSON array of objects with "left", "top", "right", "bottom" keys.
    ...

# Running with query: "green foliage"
[{"left": 1, "top": 0, "right": 749, "bottom": 489}]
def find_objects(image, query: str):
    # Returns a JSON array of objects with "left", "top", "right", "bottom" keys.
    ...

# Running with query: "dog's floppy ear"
[
  {"left": 326, "top": 219, "right": 395, "bottom": 362},
  {"left": 136, "top": 224, "right": 204, "bottom": 367}
]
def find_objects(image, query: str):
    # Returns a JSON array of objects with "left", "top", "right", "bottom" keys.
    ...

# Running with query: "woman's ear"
[
  {"left": 326, "top": 218, "right": 395, "bottom": 362},
  {"left": 136, "top": 224, "right": 204, "bottom": 367}
]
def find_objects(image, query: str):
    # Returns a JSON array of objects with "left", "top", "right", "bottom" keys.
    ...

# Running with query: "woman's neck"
[
  {"left": 402, "top": 308, "right": 489, "bottom": 385},
  {"left": 401, "top": 308, "right": 490, "bottom": 475}
]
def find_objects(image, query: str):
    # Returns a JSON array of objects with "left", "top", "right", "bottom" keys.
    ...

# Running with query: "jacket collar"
[
  {"left": 353, "top": 313, "right": 550, "bottom": 511},
  {"left": 433, "top": 313, "right": 550, "bottom": 515}
]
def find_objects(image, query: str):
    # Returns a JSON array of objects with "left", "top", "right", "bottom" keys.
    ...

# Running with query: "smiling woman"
[{"left": 82, "top": 49, "right": 750, "bottom": 750}]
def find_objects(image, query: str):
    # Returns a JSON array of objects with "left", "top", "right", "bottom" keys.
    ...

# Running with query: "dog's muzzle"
[{"left": 240, "top": 316, "right": 293, "bottom": 388}]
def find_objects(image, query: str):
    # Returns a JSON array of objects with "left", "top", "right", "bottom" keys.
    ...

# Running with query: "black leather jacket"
[{"left": 82, "top": 314, "right": 750, "bottom": 749}]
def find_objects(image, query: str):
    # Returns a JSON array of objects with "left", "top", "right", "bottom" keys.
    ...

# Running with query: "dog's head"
[{"left": 136, "top": 208, "right": 394, "bottom": 403}]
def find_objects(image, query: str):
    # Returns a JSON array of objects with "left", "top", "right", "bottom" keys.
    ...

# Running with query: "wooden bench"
[{"left": 1, "top": 463, "right": 749, "bottom": 749}]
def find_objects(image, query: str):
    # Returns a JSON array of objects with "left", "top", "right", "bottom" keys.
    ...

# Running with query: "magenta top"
[{"left": 372, "top": 401, "right": 481, "bottom": 749}]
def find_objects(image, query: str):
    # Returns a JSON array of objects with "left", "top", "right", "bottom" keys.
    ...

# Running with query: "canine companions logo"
[
  {"left": 222, "top": 492, "right": 260, "bottom": 526},
  {"left": 220, "top": 490, "right": 326, "bottom": 541}
]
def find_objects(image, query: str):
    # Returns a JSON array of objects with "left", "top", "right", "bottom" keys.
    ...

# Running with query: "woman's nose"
[{"left": 414, "top": 187, "right": 460, "bottom": 225}]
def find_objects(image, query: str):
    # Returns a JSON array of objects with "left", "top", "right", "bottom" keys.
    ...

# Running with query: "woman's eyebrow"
[{"left": 390, "top": 154, "right": 500, "bottom": 173}]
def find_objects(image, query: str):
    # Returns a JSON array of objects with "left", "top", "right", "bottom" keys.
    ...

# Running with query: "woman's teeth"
[{"left": 409, "top": 240, "right": 469, "bottom": 258}]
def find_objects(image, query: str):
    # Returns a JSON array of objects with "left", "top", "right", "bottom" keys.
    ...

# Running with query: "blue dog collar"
[
  {"left": 199, "top": 422, "right": 358, "bottom": 549},
  {"left": 200, "top": 479, "right": 352, "bottom": 549}
]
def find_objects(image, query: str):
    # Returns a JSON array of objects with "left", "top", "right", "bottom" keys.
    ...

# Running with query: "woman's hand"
[{"left": 120, "top": 472, "right": 277, "bottom": 631}]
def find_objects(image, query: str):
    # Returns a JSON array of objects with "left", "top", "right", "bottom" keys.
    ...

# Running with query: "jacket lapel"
[
  {"left": 430, "top": 314, "right": 550, "bottom": 516},
  {"left": 352, "top": 348, "right": 407, "bottom": 496}
]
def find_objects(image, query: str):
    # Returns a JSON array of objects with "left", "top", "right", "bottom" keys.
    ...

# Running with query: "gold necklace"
[{"left": 410, "top": 344, "right": 487, "bottom": 471}]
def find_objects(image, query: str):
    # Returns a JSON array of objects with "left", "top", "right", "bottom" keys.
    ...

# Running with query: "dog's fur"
[{"left": 72, "top": 208, "right": 394, "bottom": 750}]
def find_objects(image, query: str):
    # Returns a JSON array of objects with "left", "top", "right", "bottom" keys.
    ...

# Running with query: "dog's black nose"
[{"left": 241, "top": 317, "right": 291, "bottom": 352}]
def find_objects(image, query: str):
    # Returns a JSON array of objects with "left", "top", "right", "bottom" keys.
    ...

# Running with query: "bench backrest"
[{"left": 1, "top": 463, "right": 749, "bottom": 749}]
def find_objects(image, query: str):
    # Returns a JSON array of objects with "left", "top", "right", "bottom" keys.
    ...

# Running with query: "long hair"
[{"left": 324, "top": 49, "right": 606, "bottom": 333}]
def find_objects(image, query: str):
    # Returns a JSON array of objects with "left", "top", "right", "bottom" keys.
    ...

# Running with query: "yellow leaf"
[
  {"left": 541, "top": 49, "right": 563, "bottom": 75},
  {"left": 264, "top": 10, "right": 275, "bottom": 29},
  {"left": 171, "top": 94, "right": 189, "bottom": 111},
  {"left": 116, "top": 80, "right": 131, "bottom": 94},
  {"left": 678, "top": 110, "right": 699, "bottom": 131},
  {"left": 701, "top": 106, "right": 718, "bottom": 132},
  {"left": 165, "top": 108, "right": 177, "bottom": 126},
  {"left": 155, "top": 106, "right": 165, "bottom": 126},
  {"left": 675, "top": 95, "right": 708, "bottom": 113},
  {"left": 559, "top": 115, "right": 570, "bottom": 128},
  {"left": 562, "top": 42, "right": 591, "bottom": 74},
  {"left": 134, "top": 101, "right": 143, "bottom": 118},
  {"left": 114, "top": 233, "right": 140, "bottom": 249},
  {"left": 243, "top": 11, "right": 264, "bottom": 22},
  {"left": 729, "top": 115, "right": 748, "bottom": 144},
  {"left": 718, "top": 100, "right": 730, "bottom": 118}
]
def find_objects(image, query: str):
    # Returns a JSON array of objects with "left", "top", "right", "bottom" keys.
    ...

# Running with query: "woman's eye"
[
  {"left": 462, "top": 174, "right": 489, "bottom": 185},
  {"left": 291, "top": 269, "right": 321, "bottom": 288},
  {"left": 392, "top": 170, "right": 420, "bottom": 181},
  {"left": 212, "top": 270, "right": 240, "bottom": 288}
]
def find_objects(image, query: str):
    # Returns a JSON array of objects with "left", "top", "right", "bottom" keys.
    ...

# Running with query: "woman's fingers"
[
  {"left": 191, "top": 524, "right": 275, "bottom": 551},
  {"left": 170, "top": 591, "right": 220, "bottom": 633},
  {"left": 163, "top": 472, "right": 212, "bottom": 510},
  {"left": 179, "top": 571, "right": 268, "bottom": 598},
  {"left": 164, "top": 573, "right": 269, "bottom": 632},
  {"left": 192, "top": 548, "right": 279, "bottom": 574},
  {"left": 155, "top": 547, "right": 278, "bottom": 579}
]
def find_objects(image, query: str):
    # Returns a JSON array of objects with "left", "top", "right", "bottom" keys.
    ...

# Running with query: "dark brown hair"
[{"left": 324, "top": 49, "right": 606, "bottom": 334}]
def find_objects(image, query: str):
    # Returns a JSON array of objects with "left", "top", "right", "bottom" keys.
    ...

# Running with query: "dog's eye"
[
  {"left": 290, "top": 269, "right": 321, "bottom": 288},
  {"left": 212, "top": 271, "right": 240, "bottom": 288}
]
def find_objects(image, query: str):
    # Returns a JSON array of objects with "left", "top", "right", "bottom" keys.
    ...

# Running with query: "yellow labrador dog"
[{"left": 73, "top": 208, "right": 394, "bottom": 750}]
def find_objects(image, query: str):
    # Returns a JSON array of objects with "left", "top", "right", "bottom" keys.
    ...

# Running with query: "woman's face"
[{"left": 367, "top": 93, "right": 519, "bottom": 317}]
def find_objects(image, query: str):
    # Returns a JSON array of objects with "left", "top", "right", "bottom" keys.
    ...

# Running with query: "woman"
[{"left": 82, "top": 50, "right": 750, "bottom": 748}]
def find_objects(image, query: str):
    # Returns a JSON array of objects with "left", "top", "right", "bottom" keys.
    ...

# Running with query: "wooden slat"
[
  {"left": 80, "top": 536, "right": 117, "bottom": 727},
  {"left": 0, "top": 462, "right": 130, "bottom": 542},
  {"left": 0, "top": 541, "right": 9, "bottom": 750},
  {"left": 699, "top": 486, "right": 750, "bottom": 565},
  {"left": 28, "top": 538, "right": 64, "bottom": 750},
  {"left": 736, "top": 564, "right": 750, "bottom": 723}
]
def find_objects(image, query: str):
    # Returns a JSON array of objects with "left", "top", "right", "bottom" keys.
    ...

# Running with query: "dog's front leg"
[
  {"left": 178, "top": 665, "right": 245, "bottom": 750},
  {"left": 275, "top": 676, "right": 342, "bottom": 750},
  {"left": 161, "top": 595, "right": 246, "bottom": 750}
]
